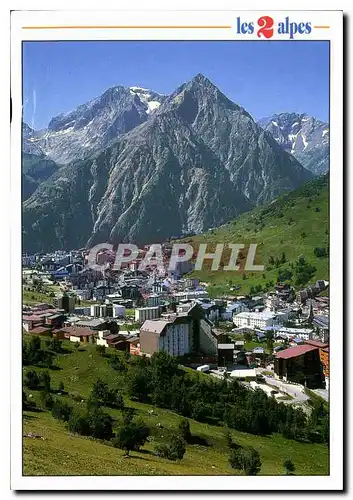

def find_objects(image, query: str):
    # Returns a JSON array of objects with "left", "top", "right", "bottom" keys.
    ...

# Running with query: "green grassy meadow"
[
  {"left": 23, "top": 340, "right": 329, "bottom": 476},
  {"left": 183, "top": 176, "right": 328, "bottom": 297}
]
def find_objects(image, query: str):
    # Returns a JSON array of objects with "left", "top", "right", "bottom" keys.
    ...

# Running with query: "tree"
[
  {"left": 24, "top": 370, "right": 40, "bottom": 390},
  {"left": 277, "top": 269, "right": 293, "bottom": 283},
  {"left": 39, "top": 390, "right": 54, "bottom": 410},
  {"left": 155, "top": 435, "right": 186, "bottom": 461},
  {"left": 281, "top": 252, "right": 286, "bottom": 264},
  {"left": 191, "top": 401, "right": 208, "bottom": 422},
  {"left": 51, "top": 400, "right": 73, "bottom": 422},
  {"left": 229, "top": 446, "right": 261, "bottom": 475},
  {"left": 58, "top": 381, "right": 65, "bottom": 393},
  {"left": 67, "top": 409, "right": 91, "bottom": 436},
  {"left": 91, "top": 379, "right": 110, "bottom": 405},
  {"left": 268, "top": 256, "right": 275, "bottom": 266},
  {"left": 88, "top": 408, "right": 114, "bottom": 440},
  {"left": 283, "top": 458, "right": 296, "bottom": 475},
  {"left": 229, "top": 448, "right": 243, "bottom": 470},
  {"left": 109, "top": 388, "right": 125, "bottom": 410},
  {"left": 127, "top": 369, "right": 150, "bottom": 402},
  {"left": 178, "top": 418, "right": 191, "bottom": 443},
  {"left": 86, "top": 393, "right": 101, "bottom": 411},
  {"left": 39, "top": 371, "right": 51, "bottom": 393},
  {"left": 314, "top": 247, "right": 327, "bottom": 258},
  {"left": 25, "top": 336, "right": 43, "bottom": 365},
  {"left": 113, "top": 420, "right": 150, "bottom": 456},
  {"left": 168, "top": 435, "right": 186, "bottom": 460}
]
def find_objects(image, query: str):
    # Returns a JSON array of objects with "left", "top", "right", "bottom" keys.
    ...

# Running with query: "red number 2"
[{"left": 257, "top": 16, "right": 274, "bottom": 39}]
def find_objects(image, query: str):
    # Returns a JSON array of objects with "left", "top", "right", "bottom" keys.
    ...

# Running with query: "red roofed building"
[
  {"left": 29, "top": 326, "right": 52, "bottom": 336},
  {"left": 274, "top": 344, "right": 325, "bottom": 388},
  {"left": 305, "top": 339, "right": 329, "bottom": 349},
  {"left": 22, "top": 315, "right": 44, "bottom": 331},
  {"left": 57, "top": 326, "right": 95, "bottom": 343}
]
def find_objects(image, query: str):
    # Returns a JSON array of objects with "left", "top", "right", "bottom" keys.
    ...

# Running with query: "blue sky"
[{"left": 23, "top": 41, "right": 329, "bottom": 130}]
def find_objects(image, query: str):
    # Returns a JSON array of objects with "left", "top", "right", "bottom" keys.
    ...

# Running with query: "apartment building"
[{"left": 135, "top": 306, "right": 160, "bottom": 323}]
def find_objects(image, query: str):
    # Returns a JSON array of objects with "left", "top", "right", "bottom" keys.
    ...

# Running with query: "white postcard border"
[{"left": 10, "top": 7, "right": 343, "bottom": 491}]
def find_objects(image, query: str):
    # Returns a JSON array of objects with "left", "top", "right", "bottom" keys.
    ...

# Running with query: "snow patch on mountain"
[
  {"left": 259, "top": 112, "right": 329, "bottom": 175},
  {"left": 129, "top": 86, "right": 165, "bottom": 114}
]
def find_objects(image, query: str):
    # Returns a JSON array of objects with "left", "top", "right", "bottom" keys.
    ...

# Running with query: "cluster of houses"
[
  {"left": 22, "top": 303, "right": 140, "bottom": 354},
  {"left": 23, "top": 248, "right": 330, "bottom": 392}
]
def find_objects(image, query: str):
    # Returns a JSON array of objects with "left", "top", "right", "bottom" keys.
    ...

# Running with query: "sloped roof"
[
  {"left": 305, "top": 339, "right": 329, "bottom": 348},
  {"left": 276, "top": 344, "right": 318, "bottom": 360},
  {"left": 59, "top": 326, "right": 94, "bottom": 337},
  {"left": 30, "top": 326, "right": 51, "bottom": 334},
  {"left": 23, "top": 315, "right": 43, "bottom": 322},
  {"left": 141, "top": 319, "right": 170, "bottom": 334}
]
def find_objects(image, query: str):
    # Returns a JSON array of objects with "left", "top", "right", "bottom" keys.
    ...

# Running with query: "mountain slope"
[
  {"left": 23, "top": 75, "right": 313, "bottom": 253},
  {"left": 258, "top": 113, "right": 329, "bottom": 175},
  {"left": 159, "top": 75, "right": 312, "bottom": 205},
  {"left": 22, "top": 153, "right": 59, "bottom": 201},
  {"left": 185, "top": 175, "right": 329, "bottom": 297},
  {"left": 29, "top": 86, "right": 166, "bottom": 165},
  {"left": 22, "top": 123, "right": 45, "bottom": 156},
  {"left": 87, "top": 110, "right": 251, "bottom": 246}
]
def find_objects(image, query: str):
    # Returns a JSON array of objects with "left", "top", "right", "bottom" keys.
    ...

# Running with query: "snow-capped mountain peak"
[
  {"left": 129, "top": 86, "right": 166, "bottom": 114},
  {"left": 23, "top": 85, "right": 167, "bottom": 164},
  {"left": 259, "top": 112, "right": 329, "bottom": 175}
]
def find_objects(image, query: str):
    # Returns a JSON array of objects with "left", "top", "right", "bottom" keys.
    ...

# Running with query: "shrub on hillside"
[
  {"left": 155, "top": 435, "right": 186, "bottom": 461},
  {"left": 178, "top": 418, "right": 191, "bottom": 443},
  {"left": 113, "top": 420, "right": 150, "bottom": 456},
  {"left": 39, "top": 371, "right": 51, "bottom": 393},
  {"left": 283, "top": 458, "right": 296, "bottom": 475},
  {"left": 51, "top": 400, "right": 73, "bottom": 422},
  {"left": 24, "top": 370, "right": 40, "bottom": 390},
  {"left": 67, "top": 409, "right": 91, "bottom": 436},
  {"left": 314, "top": 247, "right": 327, "bottom": 258},
  {"left": 89, "top": 379, "right": 124, "bottom": 409},
  {"left": 229, "top": 446, "right": 261, "bottom": 475},
  {"left": 39, "top": 390, "right": 54, "bottom": 410},
  {"left": 87, "top": 408, "right": 114, "bottom": 440}
]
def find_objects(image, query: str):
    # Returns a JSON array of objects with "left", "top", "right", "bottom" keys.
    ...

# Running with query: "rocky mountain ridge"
[
  {"left": 258, "top": 112, "right": 329, "bottom": 175},
  {"left": 22, "top": 74, "right": 313, "bottom": 253}
]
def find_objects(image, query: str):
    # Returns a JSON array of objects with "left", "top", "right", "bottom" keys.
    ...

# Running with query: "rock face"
[
  {"left": 22, "top": 153, "right": 59, "bottom": 201},
  {"left": 258, "top": 112, "right": 329, "bottom": 175},
  {"left": 29, "top": 86, "right": 166, "bottom": 165},
  {"left": 22, "top": 75, "right": 312, "bottom": 253}
]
